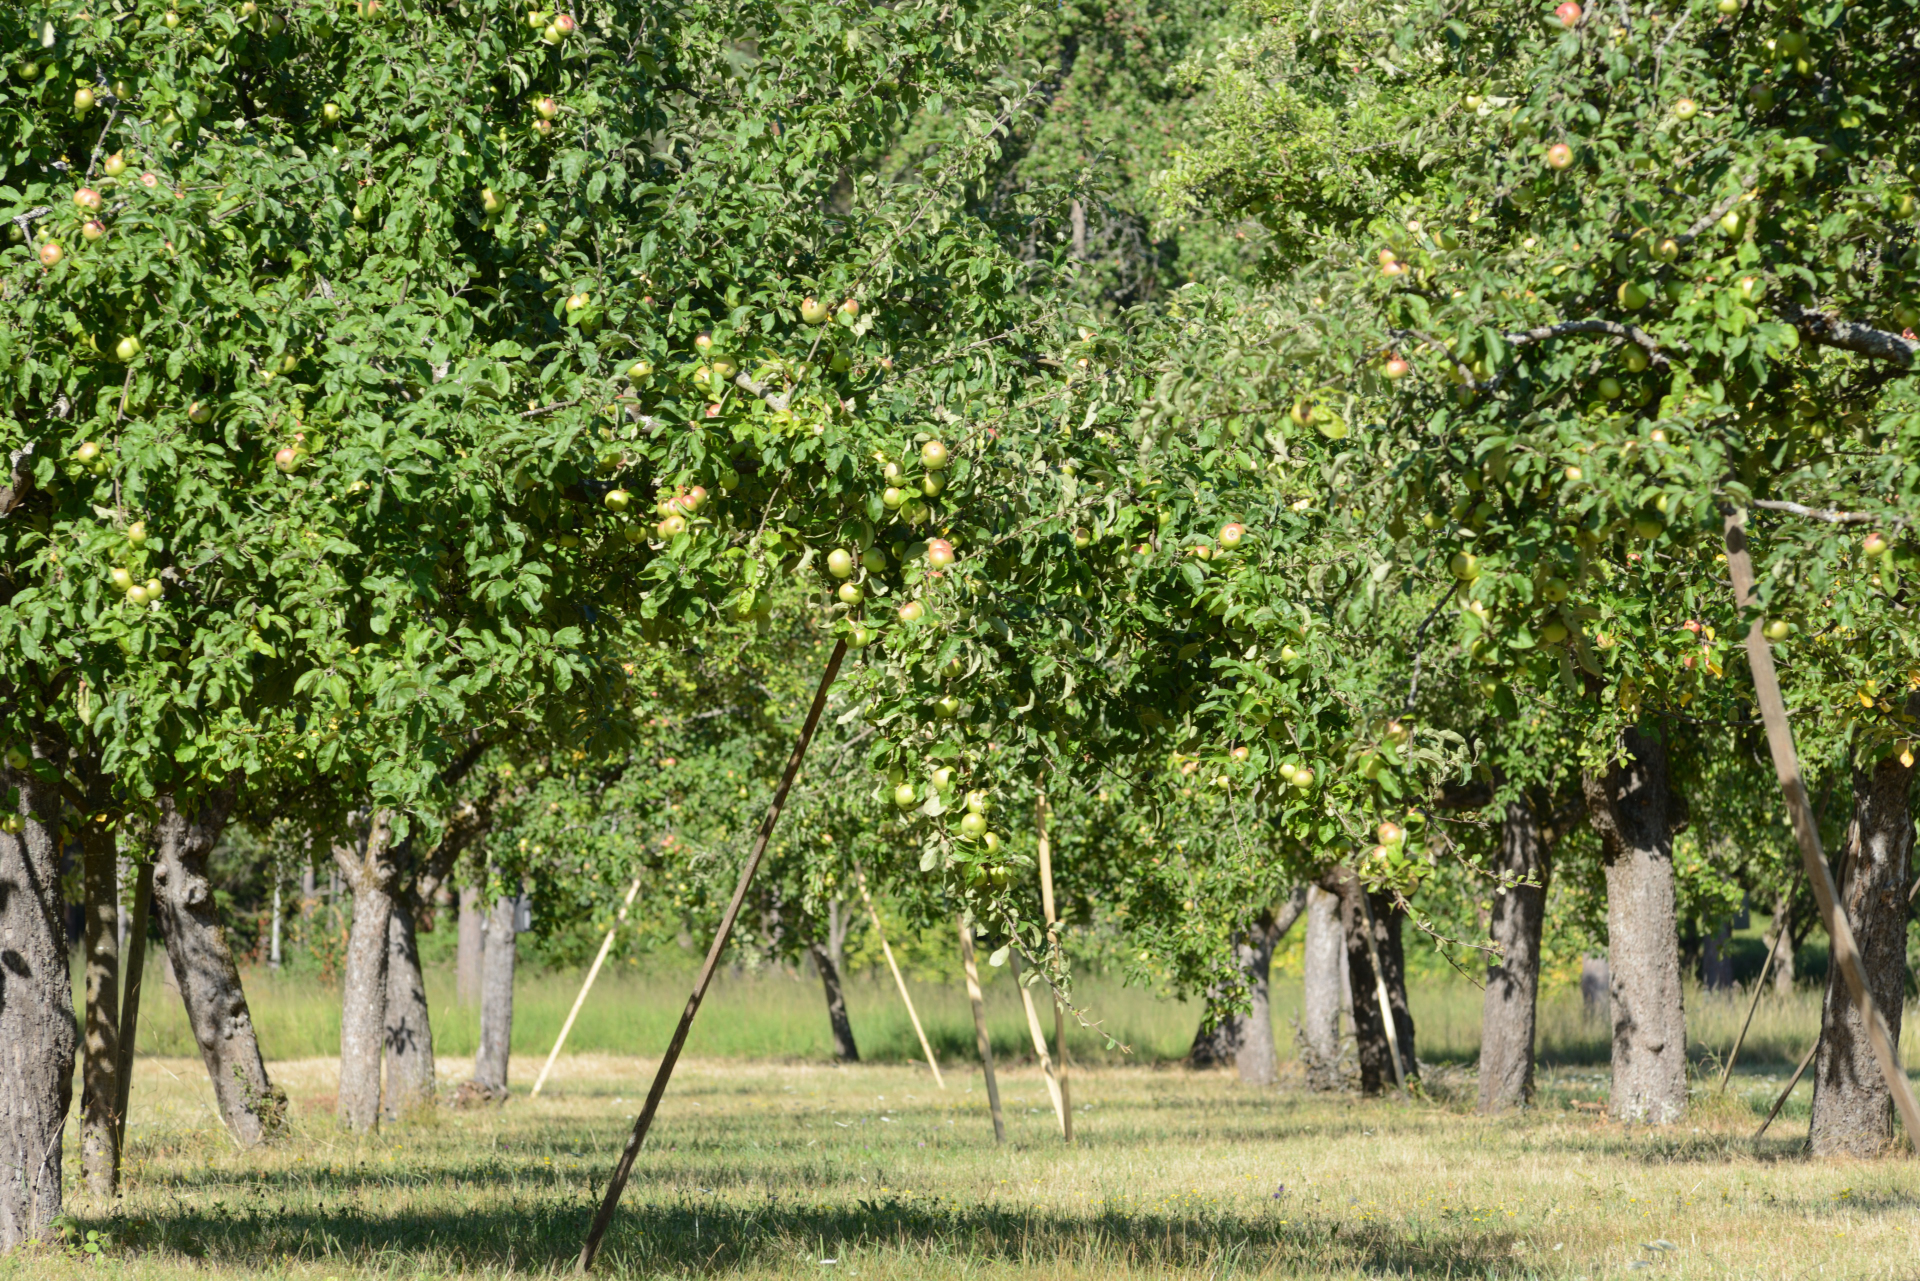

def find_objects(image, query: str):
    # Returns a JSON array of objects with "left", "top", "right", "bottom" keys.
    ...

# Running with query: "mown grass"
[{"left": 21, "top": 1048, "right": 1920, "bottom": 1280}]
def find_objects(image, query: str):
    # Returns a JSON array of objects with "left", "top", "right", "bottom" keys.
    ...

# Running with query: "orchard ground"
[{"left": 19, "top": 964, "right": 1920, "bottom": 1279}]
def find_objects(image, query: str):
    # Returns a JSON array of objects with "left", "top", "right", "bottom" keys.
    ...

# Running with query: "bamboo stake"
[
  {"left": 1036, "top": 791, "right": 1072, "bottom": 1142},
  {"left": 1717, "top": 912, "right": 1789, "bottom": 1093},
  {"left": 576, "top": 640, "right": 846, "bottom": 1272},
  {"left": 957, "top": 916, "right": 1006, "bottom": 1145},
  {"left": 1353, "top": 882, "right": 1408, "bottom": 1094},
  {"left": 1725, "top": 512, "right": 1920, "bottom": 1153},
  {"left": 1755, "top": 1037, "right": 1821, "bottom": 1141},
  {"left": 531, "top": 876, "right": 644, "bottom": 1098},
  {"left": 1009, "top": 950, "right": 1066, "bottom": 1134},
  {"left": 854, "top": 868, "right": 943, "bottom": 1087},
  {"left": 111, "top": 858, "right": 153, "bottom": 1175}
]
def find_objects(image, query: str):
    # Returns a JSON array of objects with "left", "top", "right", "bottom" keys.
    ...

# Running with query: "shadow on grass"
[{"left": 98, "top": 1194, "right": 1545, "bottom": 1277}]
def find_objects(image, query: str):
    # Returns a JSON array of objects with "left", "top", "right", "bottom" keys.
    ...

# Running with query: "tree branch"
[
  {"left": 1778, "top": 303, "right": 1916, "bottom": 368},
  {"left": 1503, "top": 318, "right": 1676, "bottom": 366},
  {"left": 1751, "top": 499, "right": 1904, "bottom": 528}
]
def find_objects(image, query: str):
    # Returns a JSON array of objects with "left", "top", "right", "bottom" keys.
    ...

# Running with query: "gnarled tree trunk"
[
  {"left": 472, "top": 889, "right": 518, "bottom": 1095},
  {"left": 1480, "top": 800, "right": 1553, "bottom": 1112},
  {"left": 0, "top": 745, "right": 76, "bottom": 1251},
  {"left": 153, "top": 787, "right": 284, "bottom": 1146},
  {"left": 1189, "top": 889, "right": 1307, "bottom": 1083},
  {"left": 1299, "top": 884, "right": 1345, "bottom": 1090},
  {"left": 808, "top": 938, "right": 860, "bottom": 1062},
  {"left": 79, "top": 814, "right": 121, "bottom": 1199},
  {"left": 1584, "top": 724, "right": 1687, "bottom": 1124},
  {"left": 1809, "top": 744, "right": 1914, "bottom": 1156},
  {"left": 1323, "top": 867, "right": 1417, "bottom": 1094},
  {"left": 383, "top": 897, "right": 435, "bottom": 1116},
  {"left": 334, "top": 811, "right": 398, "bottom": 1132}
]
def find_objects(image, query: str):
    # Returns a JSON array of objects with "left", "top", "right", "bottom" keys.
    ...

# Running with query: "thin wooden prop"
[
  {"left": 854, "top": 868, "right": 944, "bottom": 1087},
  {"left": 1725, "top": 512, "right": 1920, "bottom": 1153},
  {"left": 112, "top": 859, "right": 154, "bottom": 1174},
  {"left": 1008, "top": 950, "right": 1067, "bottom": 1135},
  {"left": 531, "top": 876, "right": 644, "bottom": 1098},
  {"left": 1353, "top": 884, "right": 1408, "bottom": 1093},
  {"left": 1754, "top": 1037, "right": 1821, "bottom": 1141},
  {"left": 1717, "top": 915, "right": 1789, "bottom": 1093},
  {"left": 957, "top": 916, "right": 1006, "bottom": 1145},
  {"left": 576, "top": 640, "right": 846, "bottom": 1273},
  {"left": 1036, "top": 791, "right": 1072, "bottom": 1142}
]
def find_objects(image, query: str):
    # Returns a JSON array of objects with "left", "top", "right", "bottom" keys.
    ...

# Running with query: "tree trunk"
[
  {"left": 1809, "top": 745, "right": 1914, "bottom": 1157},
  {"left": 456, "top": 885, "right": 484, "bottom": 1005},
  {"left": 1323, "top": 867, "right": 1417, "bottom": 1094},
  {"left": 1702, "top": 922, "right": 1734, "bottom": 991},
  {"left": 79, "top": 817, "right": 121, "bottom": 1199},
  {"left": 1237, "top": 888, "right": 1307, "bottom": 1086},
  {"left": 334, "top": 812, "right": 398, "bottom": 1132},
  {"left": 808, "top": 939, "right": 860, "bottom": 1063},
  {"left": 152, "top": 788, "right": 284, "bottom": 1146},
  {"left": 1480, "top": 800, "right": 1553, "bottom": 1113},
  {"left": 1584, "top": 724, "right": 1688, "bottom": 1124},
  {"left": 0, "top": 746, "right": 76, "bottom": 1251},
  {"left": 383, "top": 895, "right": 435, "bottom": 1116},
  {"left": 472, "top": 891, "right": 518, "bottom": 1094},
  {"left": 1299, "top": 884, "right": 1345, "bottom": 1090},
  {"left": 1767, "top": 890, "right": 1796, "bottom": 993}
]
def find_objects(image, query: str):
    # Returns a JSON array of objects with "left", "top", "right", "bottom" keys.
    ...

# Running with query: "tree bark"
[
  {"left": 456, "top": 885, "right": 484, "bottom": 1005},
  {"left": 0, "top": 745, "right": 76, "bottom": 1251},
  {"left": 1237, "top": 888, "right": 1306, "bottom": 1086},
  {"left": 1584, "top": 724, "right": 1688, "bottom": 1124},
  {"left": 808, "top": 938, "right": 860, "bottom": 1062},
  {"left": 1480, "top": 800, "right": 1553, "bottom": 1113},
  {"left": 79, "top": 815, "right": 121, "bottom": 1199},
  {"left": 1299, "top": 884, "right": 1345, "bottom": 1090},
  {"left": 153, "top": 787, "right": 284, "bottom": 1146},
  {"left": 383, "top": 895, "right": 435, "bottom": 1116},
  {"left": 1809, "top": 745, "right": 1914, "bottom": 1156},
  {"left": 472, "top": 890, "right": 518, "bottom": 1095},
  {"left": 1189, "top": 889, "right": 1306, "bottom": 1081},
  {"left": 333, "top": 811, "right": 398, "bottom": 1132},
  {"left": 1322, "top": 867, "right": 1417, "bottom": 1094}
]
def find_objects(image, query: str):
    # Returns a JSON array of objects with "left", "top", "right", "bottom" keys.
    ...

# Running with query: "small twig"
[
  {"left": 521, "top": 398, "right": 582, "bottom": 419},
  {"left": 1503, "top": 318, "right": 1677, "bottom": 366},
  {"left": 1681, "top": 179, "right": 1755, "bottom": 243},
  {"left": 1401, "top": 590, "right": 1455, "bottom": 716}
]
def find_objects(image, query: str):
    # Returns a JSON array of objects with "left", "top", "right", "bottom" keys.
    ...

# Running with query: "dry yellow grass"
[{"left": 13, "top": 1047, "right": 1920, "bottom": 1280}]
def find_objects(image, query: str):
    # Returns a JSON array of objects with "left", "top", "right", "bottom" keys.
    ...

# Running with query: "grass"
[
  {"left": 21, "top": 1051, "right": 1920, "bottom": 1279},
  {"left": 126, "top": 957, "right": 1853, "bottom": 1073},
  {"left": 24, "top": 962, "right": 1920, "bottom": 1278}
]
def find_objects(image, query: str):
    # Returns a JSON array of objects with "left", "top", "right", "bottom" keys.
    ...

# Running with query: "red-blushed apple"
[
  {"left": 38, "top": 242, "right": 63, "bottom": 267},
  {"left": 925, "top": 538, "right": 955, "bottom": 569},
  {"left": 800, "top": 297, "right": 829, "bottom": 324},
  {"left": 898, "top": 600, "right": 925, "bottom": 624},
  {"left": 921, "top": 439, "right": 949, "bottom": 470},
  {"left": 1554, "top": 1, "right": 1580, "bottom": 25},
  {"left": 1383, "top": 353, "right": 1411, "bottom": 379},
  {"left": 1218, "top": 522, "right": 1245, "bottom": 548},
  {"left": 839, "top": 298, "right": 860, "bottom": 319},
  {"left": 1545, "top": 142, "right": 1574, "bottom": 169},
  {"left": 82, "top": 219, "right": 105, "bottom": 241}
]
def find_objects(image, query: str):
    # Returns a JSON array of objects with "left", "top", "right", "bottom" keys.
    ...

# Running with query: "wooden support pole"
[
  {"left": 855, "top": 869, "right": 943, "bottom": 1088},
  {"left": 1009, "top": 950, "right": 1066, "bottom": 1135},
  {"left": 532, "top": 876, "right": 644, "bottom": 1098},
  {"left": 957, "top": 916, "right": 1005, "bottom": 1145},
  {"left": 1755, "top": 1037, "right": 1821, "bottom": 1141},
  {"left": 576, "top": 640, "right": 846, "bottom": 1272},
  {"left": 112, "top": 858, "right": 154, "bottom": 1176},
  {"left": 1717, "top": 912, "right": 1789, "bottom": 1093},
  {"left": 1036, "top": 791, "right": 1072, "bottom": 1141},
  {"left": 1725, "top": 512, "right": 1920, "bottom": 1152}
]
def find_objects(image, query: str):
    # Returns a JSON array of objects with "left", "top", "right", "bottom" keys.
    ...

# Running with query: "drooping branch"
[
  {"left": 1778, "top": 303, "right": 1917, "bottom": 368},
  {"left": 0, "top": 443, "right": 35, "bottom": 518}
]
